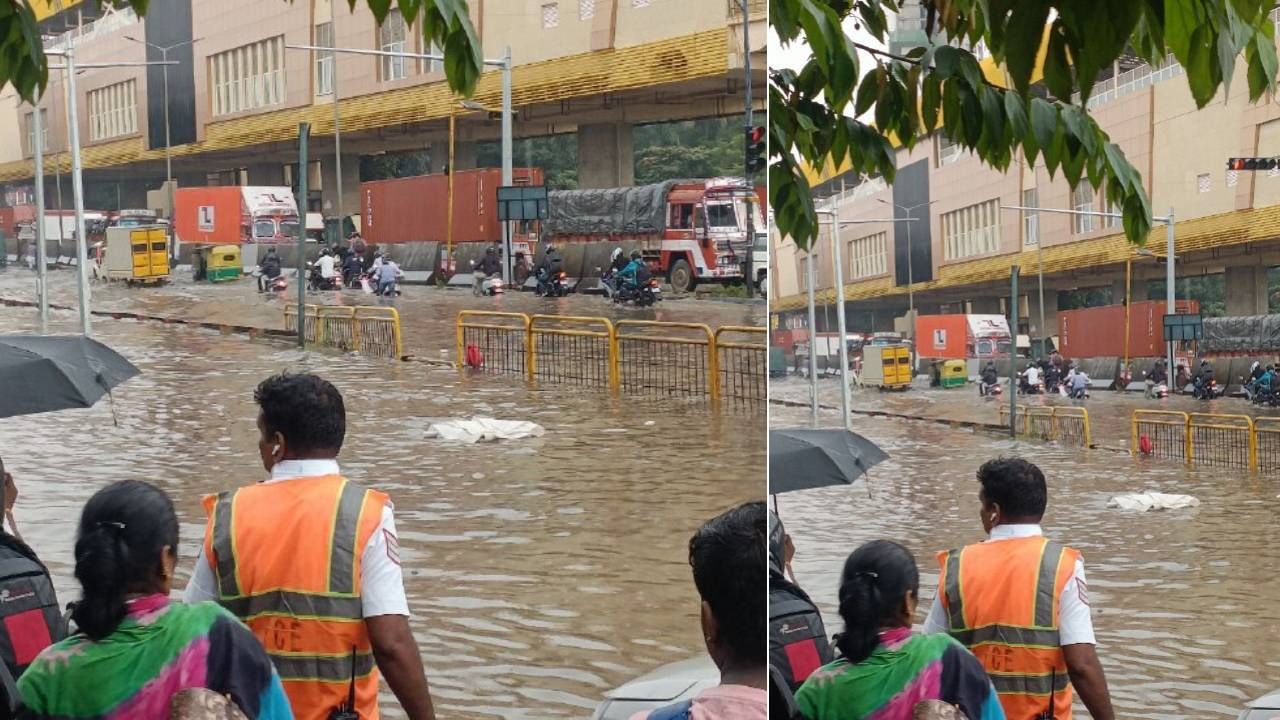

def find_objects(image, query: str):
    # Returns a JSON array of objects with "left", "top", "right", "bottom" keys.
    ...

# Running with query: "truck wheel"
[{"left": 669, "top": 259, "right": 695, "bottom": 293}]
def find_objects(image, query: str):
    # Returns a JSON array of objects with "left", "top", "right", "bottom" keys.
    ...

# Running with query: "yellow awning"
[{"left": 30, "top": 0, "right": 85, "bottom": 22}]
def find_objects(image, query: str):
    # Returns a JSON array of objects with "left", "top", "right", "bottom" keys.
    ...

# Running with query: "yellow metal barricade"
[
  {"left": 1188, "top": 413, "right": 1256, "bottom": 470},
  {"left": 1025, "top": 406, "right": 1056, "bottom": 441},
  {"left": 530, "top": 315, "right": 617, "bottom": 389},
  {"left": 1054, "top": 407, "right": 1092, "bottom": 448},
  {"left": 456, "top": 311, "right": 532, "bottom": 376},
  {"left": 285, "top": 305, "right": 321, "bottom": 345},
  {"left": 1254, "top": 418, "right": 1280, "bottom": 473},
  {"left": 1131, "top": 410, "right": 1190, "bottom": 462},
  {"left": 315, "top": 306, "right": 357, "bottom": 350},
  {"left": 714, "top": 326, "right": 766, "bottom": 404},
  {"left": 354, "top": 307, "right": 404, "bottom": 360},
  {"left": 615, "top": 320, "right": 717, "bottom": 399},
  {"left": 998, "top": 404, "right": 1027, "bottom": 436}
]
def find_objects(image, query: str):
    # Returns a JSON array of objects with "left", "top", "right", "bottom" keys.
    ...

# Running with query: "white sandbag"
[
  {"left": 1107, "top": 492, "right": 1200, "bottom": 512},
  {"left": 425, "top": 417, "right": 546, "bottom": 443}
]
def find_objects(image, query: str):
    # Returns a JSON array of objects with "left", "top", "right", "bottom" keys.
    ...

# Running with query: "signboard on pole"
[
  {"left": 1163, "top": 313, "right": 1202, "bottom": 341},
  {"left": 496, "top": 185, "right": 549, "bottom": 221}
]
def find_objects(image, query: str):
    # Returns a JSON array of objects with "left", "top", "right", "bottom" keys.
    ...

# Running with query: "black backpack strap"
[{"left": 0, "top": 656, "right": 19, "bottom": 715}]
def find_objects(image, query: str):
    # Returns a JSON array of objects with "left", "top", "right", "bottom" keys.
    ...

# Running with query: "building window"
[
  {"left": 633, "top": 0, "right": 651, "bottom": 7},
  {"left": 1071, "top": 184, "right": 1094, "bottom": 233},
  {"left": 315, "top": 22, "right": 334, "bottom": 96},
  {"left": 848, "top": 232, "right": 888, "bottom": 279},
  {"left": 88, "top": 79, "right": 138, "bottom": 141},
  {"left": 24, "top": 109, "right": 49, "bottom": 155},
  {"left": 379, "top": 10, "right": 407, "bottom": 81},
  {"left": 424, "top": 40, "right": 442, "bottom": 74},
  {"left": 936, "top": 134, "right": 962, "bottom": 167},
  {"left": 211, "top": 37, "right": 285, "bottom": 116},
  {"left": 1022, "top": 188, "right": 1039, "bottom": 246},
  {"left": 579, "top": 0, "right": 595, "bottom": 19},
  {"left": 942, "top": 198, "right": 1000, "bottom": 260},
  {"left": 1197, "top": 172, "right": 1211, "bottom": 193},
  {"left": 1101, "top": 195, "right": 1121, "bottom": 229},
  {"left": 542, "top": 3, "right": 560, "bottom": 28}
]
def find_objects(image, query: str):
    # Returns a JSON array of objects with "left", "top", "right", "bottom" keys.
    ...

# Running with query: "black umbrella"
[
  {"left": 769, "top": 427, "right": 889, "bottom": 494},
  {"left": 0, "top": 335, "right": 140, "bottom": 419}
]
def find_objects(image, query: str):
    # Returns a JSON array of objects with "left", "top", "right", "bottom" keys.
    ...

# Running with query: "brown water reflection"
[
  {"left": 772, "top": 403, "right": 1280, "bottom": 719},
  {"left": 0, "top": 303, "right": 763, "bottom": 719}
]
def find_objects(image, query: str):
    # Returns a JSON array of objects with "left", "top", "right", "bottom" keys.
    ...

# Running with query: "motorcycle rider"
[
  {"left": 342, "top": 249, "right": 362, "bottom": 288},
  {"left": 1044, "top": 360, "right": 1062, "bottom": 393},
  {"left": 616, "top": 250, "right": 647, "bottom": 292},
  {"left": 1019, "top": 362, "right": 1043, "bottom": 394},
  {"left": 536, "top": 244, "right": 565, "bottom": 295},
  {"left": 314, "top": 247, "right": 338, "bottom": 289},
  {"left": 1145, "top": 359, "right": 1168, "bottom": 398},
  {"left": 257, "top": 247, "right": 282, "bottom": 293},
  {"left": 1070, "top": 368, "right": 1091, "bottom": 399},
  {"left": 473, "top": 246, "right": 502, "bottom": 296},
  {"left": 979, "top": 361, "right": 999, "bottom": 396}
]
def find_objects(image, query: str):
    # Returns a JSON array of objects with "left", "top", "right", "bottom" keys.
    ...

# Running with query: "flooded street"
[
  {"left": 772, "top": 400, "right": 1280, "bottom": 718},
  {"left": 0, "top": 266, "right": 764, "bottom": 719}
]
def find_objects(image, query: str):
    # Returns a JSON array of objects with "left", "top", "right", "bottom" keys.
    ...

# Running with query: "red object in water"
[
  {"left": 465, "top": 344, "right": 485, "bottom": 368},
  {"left": 1138, "top": 434, "right": 1154, "bottom": 455}
]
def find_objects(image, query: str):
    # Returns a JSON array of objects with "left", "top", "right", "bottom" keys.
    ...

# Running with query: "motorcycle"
[
  {"left": 267, "top": 274, "right": 288, "bottom": 293},
  {"left": 1192, "top": 377, "right": 1226, "bottom": 400},
  {"left": 536, "top": 270, "right": 570, "bottom": 297},
  {"left": 306, "top": 263, "right": 340, "bottom": 291},
  {"left": 1145, "top": 372, "right": 1169, "bottom": 399},
  {"left": 1017, "top": 376, "right": 1044, "bottom": 395},
  {"left": 612, "top": 277, "right": 662, "bottom": 307},
  {"left": 1116, "top": 365, "right": 1132, "bottom": 392},
  {"left": 480, "top": 275, "right": 505, "bottom": 296},
  {"left": 979, "top": 380, "right": 1003, "bottom": 397}
]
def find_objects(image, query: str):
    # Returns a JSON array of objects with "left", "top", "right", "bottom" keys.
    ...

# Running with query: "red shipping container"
[
  {"left": 1058, "top": 300, "right": 1199, "bottom": 358},
  {"left": 361, "top": 168, "right": 542, "bottom": 245},
  {"left": 915, "top": 315, "right": 970, "bottom": 359}
]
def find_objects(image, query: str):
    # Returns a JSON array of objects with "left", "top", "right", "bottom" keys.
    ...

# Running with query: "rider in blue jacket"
[{"left": 616, "top": 250, "right": 646, "bottom": 290}]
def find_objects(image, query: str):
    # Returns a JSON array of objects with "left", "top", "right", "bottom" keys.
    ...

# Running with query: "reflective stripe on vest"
[
  {"left": 211, "top": 492, "right": 239, "bottom": 597},
  {"left": 272, "top": 650, "right": 377, "bottom": 683},
  {"left": 938, "top": 537, "right": 1079, "bottom": 720},
  {"left": 219, "top": 590, "right": 363, "bottom": 621}
]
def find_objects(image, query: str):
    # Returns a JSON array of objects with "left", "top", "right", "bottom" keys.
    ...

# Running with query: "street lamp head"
[{"left": 458, "top": 100, "right": 487, "bottom": 111}]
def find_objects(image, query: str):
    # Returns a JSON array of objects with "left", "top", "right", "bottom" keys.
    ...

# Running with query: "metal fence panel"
[
  {"left": 615, "top": 321, "right": 715, "bottom": 399},
  {"left": 530, "top": 315, "right": 616, "bottom": 389},
  {"left": 355, "top": 307, "right": 404, "bottom": 360},
  {"left": 1132, "top": 410, "right": 1190, "bottom": 462},
  {"left": 1255, "top": 418, "right": 1280, "bottom": 474},
  {"left": 998, "top": 404, "right": 1027, "bottom": 435},
  {"left": 714, "top": 326, "right": 766, "bottom": 404},
  {"left": 1026, "top": 407, "right": 1056, "bottom": 441},
  {"left": 456, "top": 311, "right": 531, "bottom": 376},
  {"left": 1054, "top": 407, "right": 1092, "bottom": 448},
  {"left": 1188, "top": 413, "right": 1256, "bottom": 471}
]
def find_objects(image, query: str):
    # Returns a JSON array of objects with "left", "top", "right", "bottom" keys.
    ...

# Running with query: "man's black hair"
[
  {"left": 689, "top": 500, "right": 766, "bottom": 667},
  {"left": 254, "top": 373, "right": 346, "bottom": 454},
  {"left": 977, "top": 457, "right": 1047, "bottom": 520}
]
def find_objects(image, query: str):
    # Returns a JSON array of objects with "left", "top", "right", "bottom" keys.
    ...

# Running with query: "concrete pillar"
[
  {"left": 320, "top": 153, "right": 360, "bottom": 218},
  {"left": 577, "top": 123, "right": 634, "bottom": 188},
  {"left": 1225, "top": 265, "right": 1269, "bottom": 316}
]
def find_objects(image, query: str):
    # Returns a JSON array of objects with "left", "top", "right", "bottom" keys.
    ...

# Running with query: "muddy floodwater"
[
  {"left": 0, "top": 267, "right": 764, "bottom": 719},
  {"left": 772, "top": 401, "right": 1280, "bottom": 718}
]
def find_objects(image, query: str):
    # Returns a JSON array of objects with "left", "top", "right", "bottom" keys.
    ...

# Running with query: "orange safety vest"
[
  {"left": 202, "top": 475, "right": 388, "bottom": 720},
  {"left": 937, "top": 536, "right": 1081, "bottom": 720}
]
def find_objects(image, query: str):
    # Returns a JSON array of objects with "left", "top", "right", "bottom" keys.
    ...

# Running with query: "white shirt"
[
  {"left": 923, "top": 524, "right": 1095, "bottom": 646},
  {"left": 1023, "top": 366, "right": 1042, "bottom": 384},
  {"left": 183, "top": 459, "right": 410, "bottom": 618},
  {"left": 317, "top": 254, "right": 337, "bottom": 279}
]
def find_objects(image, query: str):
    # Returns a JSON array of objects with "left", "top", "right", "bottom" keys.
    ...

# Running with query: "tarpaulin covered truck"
[
  {"left": 544, "top": 177, "right": 762, "bottom": 293},
  {"left": 174, "top": 186, "right": 300, "bottom": 270}
]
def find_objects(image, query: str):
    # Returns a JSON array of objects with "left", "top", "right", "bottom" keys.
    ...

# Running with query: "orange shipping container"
[
  {"left": 360, "top": 168, "right": 543, "bottom": 245},
  {"left": 1058, "top": 300, "right": 1199, "bottom": 358}
]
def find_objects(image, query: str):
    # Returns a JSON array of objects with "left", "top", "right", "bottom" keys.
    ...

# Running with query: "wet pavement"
[
  {"left": 771, "top": 371, "right": 1280, "bottom": 451},
  {"left": 0, "top": 268, "right": 765, "bottom": 719},
  {"left": 0, "top": 266, "right": 765, "bottom": 359},
  {"left": 772, "top": 402, "right": 1280, "bottom": 718}
]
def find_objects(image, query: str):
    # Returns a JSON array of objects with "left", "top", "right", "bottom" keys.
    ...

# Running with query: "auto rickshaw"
[
  {"left": 940, "top": 359, "right": 967, "bottom": 388},
  {"left": 196, "top": 244, "right": 242, "bottom": 282}
]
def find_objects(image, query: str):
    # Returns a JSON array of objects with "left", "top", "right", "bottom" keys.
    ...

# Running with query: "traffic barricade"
[
  {"left": 354, "top": 307, "right": 404, "bottom": 360},
  {"left": 1025, "top": 406, "right": 1056, "bottom": 441},
  {"left": 456, "top": 311, "right": 532, "bottom": 376},
  {"left": 1254, "top": 418, "right": 1280, "bottom": 474},
  {"left": 1054, "top": 407, "right": 1092, "bottom": 448},
  {"left": 615, "top": 321, "right": 717, "bottom": 399},
  {"left": 998, "top": 404, "right": 1027, "bottom": 436},
  {"left": 529, "top": 315, "right": 616, "bottom": 389},
  {"left": 315, "top": 306, "right": 357, "bottom": 351},
  {"left": 714, "top": 326, "right": 766, "bottom": 404},
  {"left": 1132, "top": 410, "right": 1190, "bottom": 462},
  {"left": 1188, "top": 413, "right": 1256, "bottom": 471}
]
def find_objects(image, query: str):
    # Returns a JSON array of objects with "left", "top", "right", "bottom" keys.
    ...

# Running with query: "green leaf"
[
  {"left": 1186, "top": 23, "right": 1223, "bottom": 107},
  {"left": 1003, "top": 0, "right": 1050, "bottom": 94},
  {"left": 942, "top": 78, "right": 962, "bottom": 139},
  {"left": 1029, "top": 98, "right": 1057, "bottom": 156},
  {"left": 1060, "top": 105, "right": 1097, "bottom": 156},
  {"left": 979, "top": 88, "right": 1005, "bottom": 148},
  {"left": 958, "top": 51, "right": 984, "bottom": 93},
  {"left": 960, "top": 85, "right": 983, "bottom": 147},
  {"left": 1166, "top": 0, "right": 1207, "bottom": 64},
  {"left": 1042, "top": 23, "right": 1073, "bottom": 100},
  {"left": 921, "top": 75, "right": 942, "bottom": 133},
  {"left": 934, "top": 45, "right": 960, "bottom": 80},
  {"left": 1004, "top": 89, "right": 1028, "bottom": 140},
  {"left": 855, "top": 65, "right": 884, "bottom": 117}
]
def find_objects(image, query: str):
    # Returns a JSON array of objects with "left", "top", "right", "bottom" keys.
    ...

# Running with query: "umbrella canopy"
[
  {"left": 0, "top": 335, "right": 140, "bottom": 419},
  {"left": 769, "top": 427, "right": 889, "bottom": 494}
]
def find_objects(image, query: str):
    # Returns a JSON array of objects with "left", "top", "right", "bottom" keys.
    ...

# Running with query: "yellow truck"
[
  {"left": 93, "top": 226, "right": 170, "bottom": 285},
  {"left": 858, "top": 344, "right": 913, "bottom": 390}
]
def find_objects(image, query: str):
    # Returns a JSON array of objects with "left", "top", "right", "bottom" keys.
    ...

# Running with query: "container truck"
[
  {"left": 1058, "top": 300, "right": 1199, "bottom": 359},
  {"left": 545, "top": 177, "right": 763, "bottom": 293},
  {"left": 915, "top": 314, "right": 1013, "bottom": 360},
  {"left": 173, "top": 186, "right": 300, "bottom": 270}
]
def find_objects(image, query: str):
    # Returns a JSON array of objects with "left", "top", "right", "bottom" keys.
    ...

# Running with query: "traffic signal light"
[
  {"left": 1228, "top": 157, "right": 1280, "bottom": 170},
  {"left": 745, "top": 126, "right": 766, "bottom": 174}
]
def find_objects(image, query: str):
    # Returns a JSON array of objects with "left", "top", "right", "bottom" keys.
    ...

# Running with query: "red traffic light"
[{"left": 748, "top": 126, "right": 765, "bottom": 144}]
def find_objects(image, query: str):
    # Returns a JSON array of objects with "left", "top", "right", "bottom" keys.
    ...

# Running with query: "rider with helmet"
[
  {"left": 473, "top": 245, "right": 502, "bottom": 296},
  {"left": 616, "top": 250, "right": 649, "bottom": 292},
  {"left": 536, "top": 244, "right": 565, "bottom": 295}
]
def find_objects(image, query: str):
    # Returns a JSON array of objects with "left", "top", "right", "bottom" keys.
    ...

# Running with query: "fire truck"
[{"left": 545, "top": 177, "right": 764, "bottom": 293}]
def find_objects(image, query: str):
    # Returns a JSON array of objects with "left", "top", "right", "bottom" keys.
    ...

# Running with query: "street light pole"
[
  {"left": 331, "top": 9, "right": 344, "bottom": 242},
  {"left": 805, "top": 245, "right": 819, "bottom": 426},
  {"left": 31, "top": 100, "right": 48, "bottom": 333},
  {"left": 877, "top": 198, "right": 934, "bottom": 317},
  {"left": 739, "top": 0, "right": 754, "bottom": 299},
  {"left": 817, "top": 207, "right": 851, "bottom": 431},
  {"left": 63, "top": 46, "right": 90, "bottom": 336}
]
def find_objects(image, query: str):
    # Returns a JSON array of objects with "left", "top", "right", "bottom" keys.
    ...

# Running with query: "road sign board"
[{"left": 497, "top": 185, "right": 549, "bottom": 221}]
